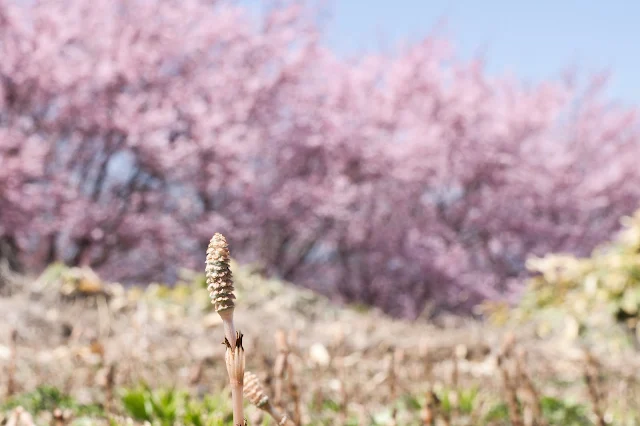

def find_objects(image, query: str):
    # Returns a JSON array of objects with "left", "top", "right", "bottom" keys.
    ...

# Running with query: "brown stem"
[
  {"left": 497, "top": 353, "right": 523, "bottom": 426},
  {"left": 584, "top": 350, "right": 605, "bottom": 426},
  {"left": 225, "top": 332, "right": 245, "bottom": 426},
  {"left": 515, "top": 349, "right": 546, "bottom": 426},
  {"left": 264, "top": 401, "right": 297, "bottom": 426},
  {"left": 273, "top": 330, "right": 289, "bottom": 406},
  {"left": 231, "top": 384, "right": 244, "bottom": 426},
  {"left": 6, "top": 329, "right": 17, "bottom": 397}
]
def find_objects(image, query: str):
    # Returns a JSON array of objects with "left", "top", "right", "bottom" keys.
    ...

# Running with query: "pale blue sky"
[{"left": 243, "top": 1, "right": 639, "bottom": 105}]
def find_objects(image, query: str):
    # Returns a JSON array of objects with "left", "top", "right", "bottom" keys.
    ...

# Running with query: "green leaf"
[
  {"left": 458, "top": 387, "right": 479, "bottom": 414},
  {"left": 121, "top": 389, "right": 152, "bottom": 422},
  {"left": 484, "top": 402, "right": 509, "bottom": 422}
]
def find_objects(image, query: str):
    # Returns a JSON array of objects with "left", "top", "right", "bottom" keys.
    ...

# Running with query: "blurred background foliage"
[
  {"left": 482, "top": 209, "right": 640, "bottom": 350},
  {"left": 1, "top": 0, "right": 640, "bottom": 319}
]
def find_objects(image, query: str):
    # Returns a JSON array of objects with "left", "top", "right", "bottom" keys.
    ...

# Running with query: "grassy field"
[{"left": 1, "top": 262, "right": 640, "bottom": 425}]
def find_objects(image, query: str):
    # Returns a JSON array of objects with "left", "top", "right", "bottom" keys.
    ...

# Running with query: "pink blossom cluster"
[{"left": 1, "top": 0, "right": 639, "bottom": 316}]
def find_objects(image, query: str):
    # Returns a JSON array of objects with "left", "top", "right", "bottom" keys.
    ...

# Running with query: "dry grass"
[{"left": 1, "top": 262, "right": 640, "bottom": 425}]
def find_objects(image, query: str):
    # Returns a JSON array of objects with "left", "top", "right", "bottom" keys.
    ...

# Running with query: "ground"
[{"left": 0, "top": 262, "right": 639, "bottom": 425}]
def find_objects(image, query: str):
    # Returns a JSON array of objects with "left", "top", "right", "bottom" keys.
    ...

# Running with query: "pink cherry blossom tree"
[
  {"left": 0, "top": 0, "right": 318, "bottom": 282},
  {"left": 1, "top": 0, "right": 639, "bottom": 317}
]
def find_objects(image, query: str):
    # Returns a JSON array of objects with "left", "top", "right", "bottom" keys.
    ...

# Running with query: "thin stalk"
[
  {"left": 225, "top": 332, "right": 246, "bottom": 426},
  {"left": 231, "top": 385, "right": 244, "bottom": 426}
]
